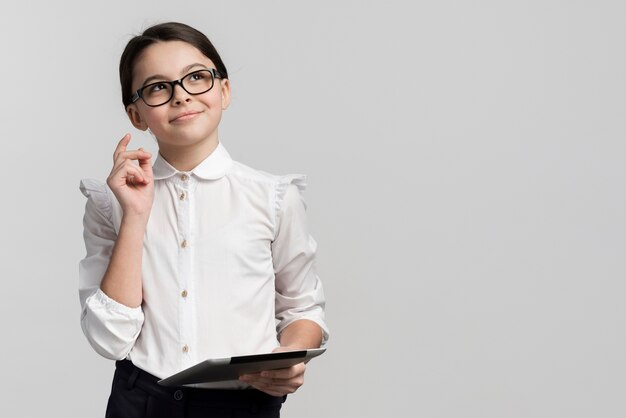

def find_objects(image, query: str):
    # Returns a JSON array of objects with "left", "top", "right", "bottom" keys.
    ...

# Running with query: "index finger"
[{"left": 113, "top": 133, "right": 132, "bottom": 162}]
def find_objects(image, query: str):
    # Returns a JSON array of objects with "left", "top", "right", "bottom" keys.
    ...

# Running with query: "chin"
[{"left": 165, "top": 131, "right": 217, "bottom": 147}]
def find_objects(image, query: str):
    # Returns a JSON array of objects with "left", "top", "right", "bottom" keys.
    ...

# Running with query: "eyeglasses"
[{"left": 131, "top": 68, "right": 224, "bottom": 107}]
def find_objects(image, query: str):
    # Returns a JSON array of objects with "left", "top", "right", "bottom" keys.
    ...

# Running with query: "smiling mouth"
[{"left": 170, "top": 111, "right": 202, "bottom": 123}]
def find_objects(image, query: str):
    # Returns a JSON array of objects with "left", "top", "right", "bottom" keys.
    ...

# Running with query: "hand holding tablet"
[{"left": 158, "top": 348, "right": 326, "bottom": 387}]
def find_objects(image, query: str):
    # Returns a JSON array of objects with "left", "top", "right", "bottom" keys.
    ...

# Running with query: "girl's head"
[
  {"left": 119, "top": 22, "right": 228, "bottom": 108},
  {"left": 119, "top": 22, "right": 231, "bottom": 153}
]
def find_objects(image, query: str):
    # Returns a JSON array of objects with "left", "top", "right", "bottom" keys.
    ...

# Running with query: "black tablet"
[{"left": 158, "top": 348, "right": 326, "bottom": 386}]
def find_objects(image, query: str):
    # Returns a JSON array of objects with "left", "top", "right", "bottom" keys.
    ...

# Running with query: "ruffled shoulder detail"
[
  {"left": 79, "top": 178, "right": 113, "bottom": 221},
  {"left": 274, "top": 174, "right": 307, "bottom": 232}
]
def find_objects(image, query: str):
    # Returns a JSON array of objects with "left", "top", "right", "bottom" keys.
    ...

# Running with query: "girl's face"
[{"left": 126, "top": 40, "right": 230, "bottom": 152}]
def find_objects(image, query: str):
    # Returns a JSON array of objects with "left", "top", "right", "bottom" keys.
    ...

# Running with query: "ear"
[
  {"left": 220, "top": 78, "right": 231, "bottom": 110},
  {"left": 126, "top": 104, "right": 149, "bottom": 131}
]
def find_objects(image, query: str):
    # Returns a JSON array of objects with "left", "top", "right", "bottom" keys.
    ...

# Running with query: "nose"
[{"left": 171, "top": 81, "right": 191, "bottom": 105}]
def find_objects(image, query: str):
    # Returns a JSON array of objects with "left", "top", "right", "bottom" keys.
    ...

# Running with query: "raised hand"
[{"left": 106, "top": 133, "right": 154, "bottom": 218}]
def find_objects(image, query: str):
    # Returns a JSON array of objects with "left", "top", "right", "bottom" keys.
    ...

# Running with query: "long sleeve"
[
  {"left": 272, "top": 176, "right": 329, "bottom": 346},
  {"left": 78, "top": 179, "right": 144, "bottom": 360}
]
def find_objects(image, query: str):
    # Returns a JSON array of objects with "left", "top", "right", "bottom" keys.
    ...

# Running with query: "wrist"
[
  {"left": 278, "top": 320, "right": 323, "bottom": 349},
  {"left": 120, "top": 212, "right": 150, "bottom": 229}
]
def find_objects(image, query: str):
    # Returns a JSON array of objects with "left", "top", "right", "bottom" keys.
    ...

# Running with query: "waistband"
[{"left": 114, "top": 359, "right": 286, "bottom": 407}]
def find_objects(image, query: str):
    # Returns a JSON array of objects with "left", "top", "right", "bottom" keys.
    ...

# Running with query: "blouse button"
[
  {"left": 180, "top": 191, "right": 186, "bottom": 200},
  {"left": 181, "top": 174, "right": 189, "bottom": 181},
  {"left": 181, "top": 290, "right": 188, "bottom": 298},
  {"left": 182, "top": 344, "right": 189, "bottom": 353},
  {"left": 181, "top": 240, "right": 188, "bottom": 248}
]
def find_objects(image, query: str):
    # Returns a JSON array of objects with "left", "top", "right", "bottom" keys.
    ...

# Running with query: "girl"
[{"left": 78, "top": 22, "right": 328, "bottom": 418}]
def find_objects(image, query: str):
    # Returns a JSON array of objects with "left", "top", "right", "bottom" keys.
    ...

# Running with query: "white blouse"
[{"left": 78, "top": 141, "right": 328, "bottom": 389}]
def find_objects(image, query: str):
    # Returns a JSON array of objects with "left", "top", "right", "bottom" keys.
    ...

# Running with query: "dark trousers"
[{"left": 105, "top": 360, "right": 286, "bottom": 418}]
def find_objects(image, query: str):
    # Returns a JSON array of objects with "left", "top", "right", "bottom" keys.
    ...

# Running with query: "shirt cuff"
[
  {"left": 89, "top": 288, "right": 143, "bottom": 316},
  {"left": 81, "top": 289, "right": 144, "bottom": 360},
  {"left": 277, "top": 314, "right": 330, "bottom": 347}
]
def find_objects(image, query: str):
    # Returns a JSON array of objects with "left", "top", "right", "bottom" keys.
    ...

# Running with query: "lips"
[{"left": 170, "top": 110, "right": 202, "bottom": 123}]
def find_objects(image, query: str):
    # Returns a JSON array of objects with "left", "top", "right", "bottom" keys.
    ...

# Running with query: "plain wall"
[{"left": 1, "top": 1, "right": 624, "bottom": 417}]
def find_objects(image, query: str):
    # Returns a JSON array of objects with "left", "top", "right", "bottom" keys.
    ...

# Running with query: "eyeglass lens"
[{"left": 141, "top": 70, "right": 215, "bottom": 106}]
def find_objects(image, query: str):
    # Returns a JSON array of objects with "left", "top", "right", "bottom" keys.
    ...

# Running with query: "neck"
[{"left": 157, "top": 134, "right": 219, "bottom": 172}]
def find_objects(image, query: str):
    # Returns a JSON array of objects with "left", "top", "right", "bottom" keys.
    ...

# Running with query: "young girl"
[{"left": 78, "top": 22, "right": 328, "bottom": 418}]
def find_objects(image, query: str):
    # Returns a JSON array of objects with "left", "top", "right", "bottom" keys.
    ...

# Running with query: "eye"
[
  {"left": 189, "top": 72, "right": 206, "bottom": 81},
  {"left": 149, "top": 82, "right": 168, "bottom": 93}
]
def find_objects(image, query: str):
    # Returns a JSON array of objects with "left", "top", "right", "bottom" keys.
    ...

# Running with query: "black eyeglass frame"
[{"left": 130, "top": 68, "right": 225, "bottom": 107}]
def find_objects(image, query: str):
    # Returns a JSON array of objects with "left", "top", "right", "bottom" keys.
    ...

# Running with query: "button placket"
[
  {"left": 177, "top": 173, "right": 192, "bottom": 252},
  {"left": 176, "top": 174, "right": 193, "bottom": 368}
]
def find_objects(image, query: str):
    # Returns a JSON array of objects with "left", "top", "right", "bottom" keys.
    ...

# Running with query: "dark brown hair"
[{"left": 119, "top": 22, "right": 228, "bottom": 108}]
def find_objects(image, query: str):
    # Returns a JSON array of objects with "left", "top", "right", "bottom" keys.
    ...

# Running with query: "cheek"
[
  {"left": 143, "top": 109, "right": 167, "bottom": 126},
  {"left": 203, "top": 89, "right": 224, "bottom": 108}
]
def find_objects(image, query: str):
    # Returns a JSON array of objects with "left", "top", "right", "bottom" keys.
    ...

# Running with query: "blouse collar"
[{"left": 152, "top": 141, "right": 233, "bottom": 181}]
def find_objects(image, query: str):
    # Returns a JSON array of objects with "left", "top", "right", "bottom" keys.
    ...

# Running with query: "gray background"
[{"left": 1, "top": 1, "right": 624, "bottom": 417}]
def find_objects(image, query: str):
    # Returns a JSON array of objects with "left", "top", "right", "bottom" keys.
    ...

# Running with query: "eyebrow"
[{"left": 140, "top": 63, "right": 209, "bottom": 87}]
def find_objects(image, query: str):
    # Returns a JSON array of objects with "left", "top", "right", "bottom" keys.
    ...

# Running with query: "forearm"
[
  {"left": 279, "top": 319, "right": 323, "bottom": 350},
  {"left": 100, "top": 214, "right": 147, "bottom": 308}
]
